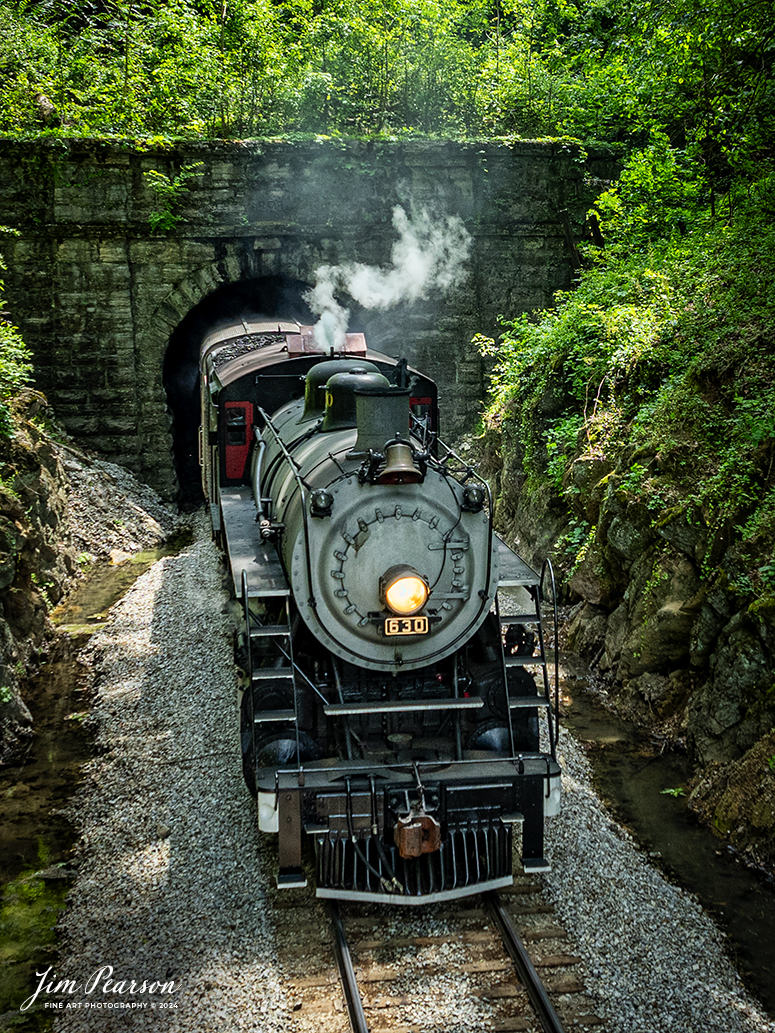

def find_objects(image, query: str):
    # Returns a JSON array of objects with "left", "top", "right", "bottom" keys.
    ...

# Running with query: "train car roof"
[
  {"left": 201, "top": 320, "right": 369, "bottom": 377},
  {"left": 201, "top": 319, "right": 302, "bottom": 354},
  {"left": 200, "top": 319, "right": 428, "bottom": 391},
  {"left": 212, "top": 343, "right": 406, "bottom": 390}
]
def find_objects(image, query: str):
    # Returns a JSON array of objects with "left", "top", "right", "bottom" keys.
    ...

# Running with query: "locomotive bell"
[{"left": 377, "top": 442, "right": 422, "bottom": 484}]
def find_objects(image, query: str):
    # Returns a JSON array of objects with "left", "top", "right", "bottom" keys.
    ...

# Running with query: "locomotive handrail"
[
  {"left": 273, "top": 752, "right": 556, "bottom": 777},
  {"left": 540, "top": 557, "right": 560, "bottom": 753},
  {"left": 493, "top": 591, "right": 519, "bottom": 761},
  {"left": 256, "top": 407, "right": 318, "bottom": 773},
  {"left": 430, "top": 436, "right": 497, "bottom": 618},
  {"left": 273, "top": 639, "right": 331, "bottom": 706},
  {"left": 432, "top": 435, "right": 519, "bottom": 759},
  {"left": 253, "top": 434, "right": 267, "bottom": 520},
  {"left": 256, "top": 407, "right": 316, "bottom": 613},
  {"left": 240, "top": 568, "right": 255, "bottom": 738},
  {"left": 258, "top": 420, "right": 322, "bottom": 491},
  {"left": 242, "top": 567, "right": 302, "bottom": 765},
  {"left": 254, "top": 415, "right": 314, "bottom": 491}
]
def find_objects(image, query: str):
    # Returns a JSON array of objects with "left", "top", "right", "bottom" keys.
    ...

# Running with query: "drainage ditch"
[{"left": 561, "top": 674, "right": 775, "bottom": 1019}]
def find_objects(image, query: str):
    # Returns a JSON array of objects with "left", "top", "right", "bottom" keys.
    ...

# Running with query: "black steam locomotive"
[{"left": 200, "top": 320, "right": 561, "bottom": 904}]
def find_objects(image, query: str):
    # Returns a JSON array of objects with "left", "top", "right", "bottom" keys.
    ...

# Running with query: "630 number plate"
[{"left": 384, "top": 616, "right": 429, "bottom": 636}]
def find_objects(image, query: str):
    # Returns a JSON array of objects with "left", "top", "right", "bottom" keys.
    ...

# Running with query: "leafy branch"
[{"left": 144, "top": 162, "right": 204, "bottom": 234}]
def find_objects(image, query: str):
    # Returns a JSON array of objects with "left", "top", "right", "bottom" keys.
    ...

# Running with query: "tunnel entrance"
[{"left": 163, "top": 275, "right": 314, "bottom": 505}]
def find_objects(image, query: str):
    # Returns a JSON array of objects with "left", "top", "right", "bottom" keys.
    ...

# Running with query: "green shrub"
[
  {"left": 0, "top": 233, "right": 32, "bottom": 437},
  {"left": 481, "top": 163, "right": 775, "bottom": 598}
]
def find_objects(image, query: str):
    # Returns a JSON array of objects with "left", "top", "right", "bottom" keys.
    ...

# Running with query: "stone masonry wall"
[{"left": 0, "top": 138, "right": 597, "bottom": 499}]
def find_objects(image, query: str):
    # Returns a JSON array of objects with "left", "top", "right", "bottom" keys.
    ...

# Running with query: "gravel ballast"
[
  {"left": 51, "top": 517, "right": 289, "bottom": 1032},
  {"left": 55, "top": 442, "right": 178, "bottom": 560},
  {"left": 545, "top": 732, "right": 774, "bottom": 1033},
  {"left": 46, "top": 510, "right": 775, "bottom": 1032}
]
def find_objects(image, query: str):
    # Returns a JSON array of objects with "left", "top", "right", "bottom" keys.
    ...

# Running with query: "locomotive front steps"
[
  {"left": 251, "top": 667, "right": 294, "bottom": 681},
  {"left": 500, "top": 612, "right": 541, "bottom": 624},
  {"left": 505, "top": 655, "right": 546, "bottom": 667},
  {"left": 250, "top": 624, "right": 291, "bottom": 638},
  {"left": 253, "top": 709, "right": 297, "bottom": 724}
]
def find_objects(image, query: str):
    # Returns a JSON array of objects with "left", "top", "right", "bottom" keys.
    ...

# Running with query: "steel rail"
[
  {"left": 483, "top": 890, "right": 567, "bottom": 1033},
  {"left": 328, "top": 901, "right": 370, "bottom": 1033}
]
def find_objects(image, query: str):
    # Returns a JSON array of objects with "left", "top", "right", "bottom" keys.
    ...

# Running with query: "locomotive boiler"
[{"left": 200, "top": 320, "right": 561, "bottom": 904}]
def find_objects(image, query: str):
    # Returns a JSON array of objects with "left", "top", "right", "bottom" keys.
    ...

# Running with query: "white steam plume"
[{"left": 305, "top": 205, "right": 471, "bottom": 350}]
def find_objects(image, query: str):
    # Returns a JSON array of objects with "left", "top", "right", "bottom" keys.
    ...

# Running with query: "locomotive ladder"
[
  {"left": 241, "top": 569, "right": 308, "bottom": 890},
  {"left": 494, "top": 539, "right": 559, "bottom": 748},
  {"left": 242, "top": 570, "right": 298, "bottom": 726},
  {"left": 494, "top": 540, "right": 560, "bottom": 873}
]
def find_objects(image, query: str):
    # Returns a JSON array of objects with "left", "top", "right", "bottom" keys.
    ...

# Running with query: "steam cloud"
[{"left": 305, "top": 205, "right": 472, "bottom": 349}]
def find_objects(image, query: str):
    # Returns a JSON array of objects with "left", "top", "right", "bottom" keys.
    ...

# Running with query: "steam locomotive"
[{"left": 200, "top": 319, "right": 561, "bottom": 904}]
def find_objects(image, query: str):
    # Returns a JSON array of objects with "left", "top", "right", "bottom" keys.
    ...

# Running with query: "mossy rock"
[
  {"left": 566, "top": 602, "right": 609, "bottom": 656},
  {"left": 694, "top": 729, "right": 775, "bottom": 870},
  {"left": 687, "top": 612, "right": 773, "bottom": 763},
  {"left": 568, "top": 541, "right": 622, "bottom": 606}
]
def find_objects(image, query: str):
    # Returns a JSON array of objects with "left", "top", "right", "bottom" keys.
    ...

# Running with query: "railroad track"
[{"left": 274, "top": 874, "right": 606, "bottom": 1032}]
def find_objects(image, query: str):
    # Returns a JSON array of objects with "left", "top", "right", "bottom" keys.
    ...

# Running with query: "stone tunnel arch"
[{"left": 162, "top": 274, "right": 315, "bottom": 502}]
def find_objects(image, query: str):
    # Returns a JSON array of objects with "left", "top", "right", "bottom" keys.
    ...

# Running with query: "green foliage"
[
  {"left": 0, "top": 842, "right": 70, "bottom": 1018},
  {"left": 482, "top": 162, "right": 775, "bottom": 596},
  {"left": 30, "top": 571, "right": 54, "bottom": 610},
  {"left": 0, "top": 0, "right": 771, "bottom": 161},
  {"left": 0, "top": 230, "right": 32, "bottom": 437},
  {"left": 144, "top": 161, "right": 204, "bottom": 232},
  {"left": 594, "top": 136, "right": 701, "bottom": 246},
  {"left": 545, "top": 413, "right": 584, "bottom": 492},
  {"left": 557, "top": 517, "right": 595, "bottom": 577},
  {"left": 660, "top": 787, "right": 686, "bottom": 798}
]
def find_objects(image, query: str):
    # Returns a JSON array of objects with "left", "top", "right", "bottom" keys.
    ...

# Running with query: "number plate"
[{"left": 384, "top": 616, "right": 429, "bottom": 637}]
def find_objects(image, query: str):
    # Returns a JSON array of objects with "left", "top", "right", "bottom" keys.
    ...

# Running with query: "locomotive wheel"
[
  {"left": 466, "top": 719, "right": 512, "bottom": 753},
  {"left": 466, "top": 711, "right": 539, "bottom": 754},
  {"left": 480, "top": 666, "right": 536, "bottom": 718}
]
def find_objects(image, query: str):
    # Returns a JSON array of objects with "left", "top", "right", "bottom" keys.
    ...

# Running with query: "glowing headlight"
[{"left": 381, "top": 566, "right": 429, "bottom": 615}]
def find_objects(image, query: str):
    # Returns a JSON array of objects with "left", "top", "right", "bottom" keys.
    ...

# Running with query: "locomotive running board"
[
  {"left": 496, "top": 535, "right": 541, "bottom": 588},
  {"left": 315, "top": 875, "right": 513, "bottom": 906},
  {"left": 219, "top": 486, "right": 290, "bottom": 598}
]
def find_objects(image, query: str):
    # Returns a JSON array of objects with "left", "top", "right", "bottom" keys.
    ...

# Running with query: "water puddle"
[
  {"left": 51, "top": 530, "right": 192, "bottom": 634},
  {"left": 0, "top": 530, "right": 191, "bottom": 1028},
  {"left": 561, "top": 672, "right": 775, "bottom": 1017}
]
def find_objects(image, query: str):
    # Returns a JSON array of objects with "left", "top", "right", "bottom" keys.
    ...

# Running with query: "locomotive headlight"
[{"left": 381, "top": 565, "right": 429, "bottom": 615}]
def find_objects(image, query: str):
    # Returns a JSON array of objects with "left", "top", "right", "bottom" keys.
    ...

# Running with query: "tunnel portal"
[
  {"left": 164, "top": 276, "right": 315, "bottom": 502},
  {"left": 0, "top": 138, "right": 609, "bottom": 498}
]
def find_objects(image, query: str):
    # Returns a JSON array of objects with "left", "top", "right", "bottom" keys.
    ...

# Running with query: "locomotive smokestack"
[{"left": 350, "top": 385, "right": 412, "bottom": 455}]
